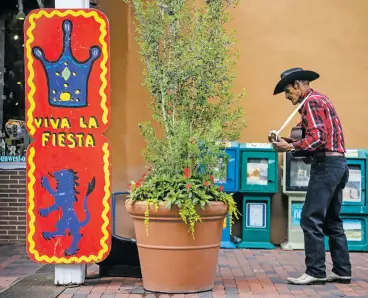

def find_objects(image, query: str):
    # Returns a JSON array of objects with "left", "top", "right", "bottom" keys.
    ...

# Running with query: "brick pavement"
[
  {"left": 0, "top": 243, "right": 42, "bottom": 293},
  {"left": 2, "top": 244, "right": 368, "bottom": 297},
  {"left": 58, "top": 248, "right": 368, "bottom": 298}
]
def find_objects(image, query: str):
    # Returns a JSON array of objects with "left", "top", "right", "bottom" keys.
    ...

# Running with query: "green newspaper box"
[
  {"left": 236, "top": 143, "right": 278, "bottom": 249},
  {"left": 325, "top": 149, "right": 368, "bottom": 252}
]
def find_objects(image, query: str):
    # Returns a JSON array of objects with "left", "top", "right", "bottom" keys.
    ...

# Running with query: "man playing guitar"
[{"left": 270, "top": 67, "right": 351, "bottom": 285}]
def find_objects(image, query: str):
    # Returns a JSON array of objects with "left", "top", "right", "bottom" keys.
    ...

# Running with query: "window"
[{"left": 0, "top": 0, "right": 54, "bottom": 167}]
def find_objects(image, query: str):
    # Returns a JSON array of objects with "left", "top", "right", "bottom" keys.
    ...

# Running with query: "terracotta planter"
[{"left": 125, "top": 199, "right": 227, "bottom": 294}]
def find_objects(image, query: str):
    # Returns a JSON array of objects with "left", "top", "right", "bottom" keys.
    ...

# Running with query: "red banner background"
[{"left": 24, "top": 9, "right": 111, "bottom": 264}]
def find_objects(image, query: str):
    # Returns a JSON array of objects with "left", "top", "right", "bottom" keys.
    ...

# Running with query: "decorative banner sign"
[{"left": 24, "top": 9, "right": 111, "bottom": 264}]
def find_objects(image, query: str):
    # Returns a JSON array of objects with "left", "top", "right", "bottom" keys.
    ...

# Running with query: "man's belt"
[{"left": 313, "top": 151, "right": 345, "bottom": 157}]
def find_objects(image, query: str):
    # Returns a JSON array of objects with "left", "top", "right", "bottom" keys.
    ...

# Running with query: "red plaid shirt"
[{"left": 292, "top": 89, "right": 345, "bottom": 153}]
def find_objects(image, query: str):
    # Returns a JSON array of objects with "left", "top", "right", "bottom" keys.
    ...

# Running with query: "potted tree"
[{"left": 123, "top": 0, "right": 246, "bottom": 293}]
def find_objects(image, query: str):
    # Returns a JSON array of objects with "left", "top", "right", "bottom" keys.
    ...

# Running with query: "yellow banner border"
[{"left": 25, "top": 9, "right": 111, "bottom": 263}]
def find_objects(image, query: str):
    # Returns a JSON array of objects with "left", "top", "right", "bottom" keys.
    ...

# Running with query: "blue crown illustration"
[{"left": 32, "top": 20, "right": 101, "bottom": 108}]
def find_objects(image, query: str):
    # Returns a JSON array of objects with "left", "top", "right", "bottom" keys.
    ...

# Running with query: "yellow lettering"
[
  {"left": 80, "top": 116, "right": 88, "bottom": 128},
  {"left": 60, "top": 118, "right": 71, "bottom": 129},
  {"left": 35, "top": 118, "right": 43, "bottom": 128},
  {"left": 88, "top": 117, "right": 99, "bottom": 129},
  {"left": 39, "top": 132, "right": 98, "bottom": 148},
  {"left": 76, "top": 133, "right": 84, "bottom": 146},
  {"left": 58, "top": 133, "right": 66, "bottom": 147},
  {"left": 67, "top": 134, "right": 76, "bottom": 148},
  {"left": 50, "top": 118, "right": 60, "bottom": 129},
  {"left": 41, "top": 132, "right": 50, "bottom": 147},
  {"left": 52, "top": 133, "right": 56, "bottom": 146},
  {"left": 85, "top": 134, "right": 96, "bottom": 147}
]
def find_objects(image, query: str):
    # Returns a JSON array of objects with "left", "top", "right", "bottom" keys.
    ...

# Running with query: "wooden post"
[{"left": 54, "top": 0, "right": 89, "bottom": 285}]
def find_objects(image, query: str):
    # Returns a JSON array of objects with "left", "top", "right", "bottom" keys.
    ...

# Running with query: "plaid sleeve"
[{"left": 292, "top": 100, "right": 327, "bottom": 151}]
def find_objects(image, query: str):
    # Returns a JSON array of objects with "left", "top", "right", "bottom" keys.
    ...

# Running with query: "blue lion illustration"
[{"left": 39, "top": 169, "right": 96, "bottom": 256}]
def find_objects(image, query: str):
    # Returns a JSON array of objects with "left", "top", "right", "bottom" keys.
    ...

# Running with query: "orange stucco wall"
[{"left": 100, "top": 0, "right": 368, "bottom": 244}]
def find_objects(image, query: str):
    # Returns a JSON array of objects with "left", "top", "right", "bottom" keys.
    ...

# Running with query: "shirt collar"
[
  {"left": 302, "top": 88, "right": 313, "bottom": 99},
  {"left": 298, "top": 88, "right": 314, "bottom": 113}
]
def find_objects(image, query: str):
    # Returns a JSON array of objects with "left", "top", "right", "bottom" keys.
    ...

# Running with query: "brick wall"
[{"left": 0, "top": 169, "right": 26, "bottom": 242}]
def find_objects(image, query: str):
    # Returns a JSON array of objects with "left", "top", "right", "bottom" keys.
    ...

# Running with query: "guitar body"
[
  {"left": 269, "top": 126, "right": 314, "bottom": 160},
  {"left": 281, "top": 126, "right": 304, "bottom": 143},
  {"left": 268, "top": 126, "right": 304, "bottom": 143},
  {"left": 285, "top": 126, "right": 314, "bottom": 159}
]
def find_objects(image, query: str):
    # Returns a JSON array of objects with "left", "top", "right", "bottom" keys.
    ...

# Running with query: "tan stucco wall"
[{"left": 100, "top": 0, "right": 368, "bottom": 244}]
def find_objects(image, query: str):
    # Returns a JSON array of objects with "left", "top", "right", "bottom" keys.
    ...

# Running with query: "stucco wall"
[{"left": 100, "top": 0, "right": 368, "bottom": 244}]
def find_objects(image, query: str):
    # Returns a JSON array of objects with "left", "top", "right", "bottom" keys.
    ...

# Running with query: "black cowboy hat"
[{"left": 273, "top": 67, "right": 319, "bottom": 95}]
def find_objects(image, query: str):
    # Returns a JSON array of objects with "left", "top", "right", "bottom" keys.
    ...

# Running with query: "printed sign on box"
[
  {"left": 247, "top": 158, "right": 268, "bottom": 186},
  {"left": 343, "top": 167, "right": 362, "bottom": 203},
  {"left": 24, "top": 9, "right": 111, "bottom": 264},
  {"left": 291, "top": 202, "right": 303, "bottom": 228},
  {"left": 246, "top": 203, "right": 266, "bottom": 228},
  {"left": 343, "top": 220, "right": 363, "bottom": 242}
]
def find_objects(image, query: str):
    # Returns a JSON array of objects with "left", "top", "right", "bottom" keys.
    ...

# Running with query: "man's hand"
[
  {"left": 268, "top": 130, "right": 278, "bottom": 143},
  {"left": 272, "top": 138, "right": 294, "bottom": 152},
  {"left": 268, "top": 131, "right": 295, "bottom": 152}
]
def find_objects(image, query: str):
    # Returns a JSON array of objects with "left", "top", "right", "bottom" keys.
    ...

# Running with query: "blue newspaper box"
[
  {"left": 215, "top": 142, "right": 240, "bottom": 192},
  {"left": 215, "top": 142, "right": 240, "bottom": 249}
]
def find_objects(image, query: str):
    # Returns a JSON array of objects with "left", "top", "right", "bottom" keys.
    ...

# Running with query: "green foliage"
[
  {"left": 129, "top": 172, "right": 239, "bottom": 237},
  {"left": 123, "top": 0, "right": 246, "bottom": 235}
]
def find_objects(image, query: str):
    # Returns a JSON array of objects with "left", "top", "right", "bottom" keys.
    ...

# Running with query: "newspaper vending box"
[{"left": 236, "top": 143, "right": 278, "bottom": 249}]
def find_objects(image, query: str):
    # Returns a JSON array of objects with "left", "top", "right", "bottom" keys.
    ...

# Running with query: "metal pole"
[
  {"left": 36, "top": 0, "right": 45, "bottom": 8},
  {"left": 55, "top": 0, "right": 90, "bottom": 9}
]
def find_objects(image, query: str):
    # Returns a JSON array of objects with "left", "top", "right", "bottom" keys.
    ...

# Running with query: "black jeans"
[{"left": 300, "top": 156, "right": 351, "bottom": 278}]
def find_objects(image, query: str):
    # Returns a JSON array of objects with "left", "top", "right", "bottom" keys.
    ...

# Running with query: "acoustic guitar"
[
  {"left": 268, "top": 125, "right": 303, "bottom": 143},
  {"left": 268, "top": 93, "right": 314, "bottom": 160}
]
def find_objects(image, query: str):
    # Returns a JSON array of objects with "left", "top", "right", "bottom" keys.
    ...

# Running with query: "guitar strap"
[{"left": 275, "top": 91, "right": 313, "bottom": 136}]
